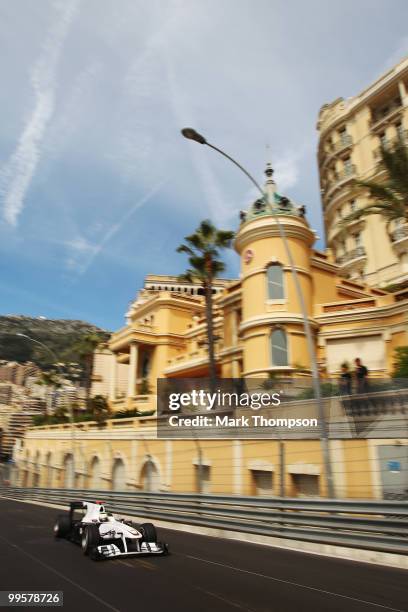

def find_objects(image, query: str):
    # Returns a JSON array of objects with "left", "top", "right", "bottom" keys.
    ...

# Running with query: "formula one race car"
[{"left": 54, "top": 501, "right": 168, "bottom": 561}]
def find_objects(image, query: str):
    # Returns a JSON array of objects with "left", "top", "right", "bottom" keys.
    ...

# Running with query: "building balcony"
[
  {"left": 323, "top": 165, "right": 357, "bottom": 203},
  {"left": 164, "top": 351, "right": 213, "bottom": 376},
  {"left": 328, "top": 217, "right": 364, "bottom": 243},
  {"left": 321, "top": 134, "right": 353, "bottom": 169},
  {"left": 370, "top": 103, "right": 403, "bottom": 133},
  {"left": 373, "top": 130, "right": 408, "bottom": 159},
  {"left": 336, "top": 246, "right": 367, "bottom": 273},
  {"left": 25, "top": 412, "right": 158, "bottom": 436},
  {"left": 335, "top": 133, "right": 353, "bottom": 152},
  {"left": 390, "top": 225, "right": 408, "bottom": 255}
]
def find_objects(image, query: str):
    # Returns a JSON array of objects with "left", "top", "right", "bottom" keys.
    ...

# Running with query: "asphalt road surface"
[{"left": 0, "top": 498, "right": 406, "bottom": 612}]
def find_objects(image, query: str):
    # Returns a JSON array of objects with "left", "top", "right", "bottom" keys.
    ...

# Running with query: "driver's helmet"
[{"left": 100, "top": 511, "right": 114, "bottom": 522}]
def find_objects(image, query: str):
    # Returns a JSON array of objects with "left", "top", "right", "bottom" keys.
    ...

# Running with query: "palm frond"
[
  {"left": 185, "top": 233, "right": 205, "bottom": 250},
  {"left": 199, "top": 219, "right": 216, "bottom": 240},
  {"left": 380, "top": 140, "right": 408, "bottom": 196},
  {"left": 342, "top": 202, "right": 405, "bottom": 228},
  {"left": 176, "top": 219, "right": 233, "bottom": 282},
  {"left": 355, "top": 179, "right": 400, "bottom": 204},
  {"left": 215, "top": 230, "right": 235, "bottom": 247},
  {"left": 341, "top": 141, "right": 408, "bottom": 228},
  {"left": 212, "top": 260, "right": 225, "bottom": 274},
  {"left": 189, "top": 255, "right": 207, "bottom": 271},
  {"left": 176, "top": 244, "right": 195, "bottom": 256},
  {"left": 178, "top": 270, "right": 197, "bottom": 283}
]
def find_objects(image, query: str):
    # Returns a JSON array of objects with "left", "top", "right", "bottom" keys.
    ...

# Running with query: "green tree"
[
  {"left": 342, "top": 138, "right": 408, "bottom": 229},
  {"left": 89, "top": 395, "right": 110, "bottom": 425},
  {"left": 177, "top": 219, "right": 234, "bottom": 389},
  {"left": 37, "top": 369, "right": 62, "bottom": 388},
  {"left": 392, "top": 346, "right": 408, "bottom": 379},
  {"left": 138, "top": 377, "right": 151, "bottom": 395}
]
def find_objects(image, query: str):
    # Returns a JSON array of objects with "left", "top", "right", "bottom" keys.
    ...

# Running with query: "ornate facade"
[
  {"left": 317, "top": 56, "right": 408, "bottom": 287},
  {"left": 106, "top": 166, "right": 407, "bottom": 414},
  {"left": 13, "top": 158, "right": 408, "bottom": 500}
]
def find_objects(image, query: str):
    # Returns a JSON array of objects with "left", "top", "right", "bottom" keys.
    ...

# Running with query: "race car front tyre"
[
  {"left": 54, "top": 514, "right": 71, "bottom": 539},
  {"left": 140, "top": 522, "right": 157, "bottom": 543},
  {"left": 81, "top": 525, "right": 101, "bottom": 555}
]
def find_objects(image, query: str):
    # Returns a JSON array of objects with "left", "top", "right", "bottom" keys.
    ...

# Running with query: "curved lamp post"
[
  {"left": 16, "top": 333, "right": 62, "bottom": 375},
  {"left": 181, "top": 128, "right": 335, "bottom": 499},
  {"left": 16, "top": 333, "right": 76, "bottom": 485}
]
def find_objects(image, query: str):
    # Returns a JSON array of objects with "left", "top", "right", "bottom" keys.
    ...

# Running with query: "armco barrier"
[{"left": 0, "top": 486, "right": 407, "bottom": 555}]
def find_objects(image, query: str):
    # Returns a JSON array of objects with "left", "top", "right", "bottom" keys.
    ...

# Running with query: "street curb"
[{"left": 2, "top": 495, "right": 408, "bottom": 571}]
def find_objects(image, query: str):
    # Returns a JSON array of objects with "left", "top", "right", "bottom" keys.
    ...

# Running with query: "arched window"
[
  {"left": 271, "top": 328, "right": 288, "bottom": 366},
  {"left": 63, "top": 454, "right": 75, "bottom": 489},
  {"left": 33, "top": 451, "right": 40, "bottom": 488},
  {"left": 267, "top": 264, "right": 284, "bottom": 300},
  {"left": 142, "top": 353, "right": 150, "bottom": 378},
  {"left": 112, "top": 458, "right": 126, "bottom": 491},
  {"left": 89, "top": 456, "right": 101, "bottom": 490},
  {"left": 45, "top": 452, "right": 53, "bottom": 487},
  {"left": 140, "top": 459, "right": 160, "bottom": 492}
]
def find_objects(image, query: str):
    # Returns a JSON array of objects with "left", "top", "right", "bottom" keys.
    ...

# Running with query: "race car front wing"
[{"left": 95, "top": 541, "right": 168, "bottom": 559}]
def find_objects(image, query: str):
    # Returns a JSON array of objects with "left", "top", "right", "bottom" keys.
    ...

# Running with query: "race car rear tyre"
[
  {"left": 140, "top": 522, "right": 157, "bottom": 543},
  {"left": 81, "top": 524, "right": 101, "bottom": 555},
  {"left": 54, "top": 514, "right": 71, "bottom": 539}
]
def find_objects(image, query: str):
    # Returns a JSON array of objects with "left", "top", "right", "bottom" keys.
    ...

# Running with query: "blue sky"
[{"left": 1, "top": 0, "right": 408, "bottom": 330}]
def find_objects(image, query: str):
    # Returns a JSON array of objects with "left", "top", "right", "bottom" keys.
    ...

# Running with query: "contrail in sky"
[{"left": 0, "top": 0, "right": 79, "bottom": 226}]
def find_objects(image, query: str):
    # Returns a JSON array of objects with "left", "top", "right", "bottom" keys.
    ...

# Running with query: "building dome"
[{"left": 239, "top": 164, "right": 306, "bottom": 224}]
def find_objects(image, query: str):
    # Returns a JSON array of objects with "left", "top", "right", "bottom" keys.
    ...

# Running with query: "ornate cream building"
[
  {"left": 13, "top": 166, "right": 408, "bottom": 500},
  {"left": 317, "top": 56, "right": 408, "bottom": 287}
]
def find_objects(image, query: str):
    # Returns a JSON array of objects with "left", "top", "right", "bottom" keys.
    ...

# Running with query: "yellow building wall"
[
  {"left": 342, "top": 440, "right": 373, "bottom": 499},
  {"left": 16, "top": 421, "right": 407, "bottom": 501},
  {"left": 311, "top": 267, "right": 339, "bottom": 304}
]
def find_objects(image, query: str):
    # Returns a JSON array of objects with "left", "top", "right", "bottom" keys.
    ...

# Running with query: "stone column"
[
  {"left": 127, "top": 343, "right": 139, "bottom": 398},
  {"left": 109, "top": 353, "right": 117, "bottom": 401},
  {"left": 398, "top": 80, "right": 408, "bottom": 107},
  {"left": 232, "top": 309, "right": 239, "bottom": 344},
  {"left": 233, "top": 440, "right": 243, "bottom": 495}
]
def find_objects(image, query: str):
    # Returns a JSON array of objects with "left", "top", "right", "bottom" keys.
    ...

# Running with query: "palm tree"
[
  {"left": 89, "top": 395, "right": 110, "bottom": 426},
  {"left": 342, "top": 138, "right": 408, "bottom": 229},
  {"left": 177, "top": 219, "right": 234, "bottom": 389}
]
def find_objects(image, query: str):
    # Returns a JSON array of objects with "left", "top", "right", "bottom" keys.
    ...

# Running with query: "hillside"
[{"left": 0, "top": 315, "right": 110, "bottom": 369}]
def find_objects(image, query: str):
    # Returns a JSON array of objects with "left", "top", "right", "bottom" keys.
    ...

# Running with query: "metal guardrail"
[{"left": 0, "top": 486, "right": 407, "bottom": 555}]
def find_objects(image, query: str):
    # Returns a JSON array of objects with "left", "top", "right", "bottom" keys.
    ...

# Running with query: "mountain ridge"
[{"left": 0, "top": 315, "right": 110, "bottom": 369}]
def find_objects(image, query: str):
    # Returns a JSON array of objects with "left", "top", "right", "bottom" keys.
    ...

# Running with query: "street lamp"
[
  {"left": 16, "top": 333, "right": 76, "bottom": 486},
  {"left": 16, "top": 333, "right": 61, "bottom": 375},
  {"left": 16, "top": 333, "right": 66, "bottom": 412},
  {"left": 181, "top": 128, "right": 335, "bottom": 498}
]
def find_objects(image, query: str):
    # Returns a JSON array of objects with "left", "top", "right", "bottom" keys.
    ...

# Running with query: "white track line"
[
  {"left": 0, "top": 535, "right": 121, "bottom": 612},
  {"left": 180, "top": 553, "right": 406, "bottom": 612}
]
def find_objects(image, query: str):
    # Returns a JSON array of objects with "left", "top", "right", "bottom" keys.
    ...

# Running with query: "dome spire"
[
  {"left": 264, "top": 161, "right": 276, "bottom": 201},
  {"left": 265, "top": 161, "right": 274, "bottom": 179}
]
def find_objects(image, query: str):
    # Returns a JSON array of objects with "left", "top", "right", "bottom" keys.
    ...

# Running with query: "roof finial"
[
  {"left": 263, "top": 145, "right": 276, "bottom": 202},
  {"left": 264, "top": 144, "right": 274, "bottom": 179},
  {"left": 265, "top": 162, "right": 274, "bottom": 178}
]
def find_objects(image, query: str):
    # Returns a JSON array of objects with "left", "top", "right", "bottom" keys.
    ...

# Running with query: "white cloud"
[
  {"left": 1, "top": 0, "right": 408, "bottom": 327},
  {"left": 381, "top": 37, "right": 408, "bottom": 73},
  {"left": 71, "top": 180, "right": 166, "bottom": 277},
  {"left": 274, "top": 153, "right": 300, "bottom": 193},
  {"left": 0, "top": 0, "right": 79, "bottom": 226},
  {"left": 65, "top": 236, "right": 98, "bottom": 254},
  {"left": 43, "top": 60, "right": 103, "bottom": 163}
]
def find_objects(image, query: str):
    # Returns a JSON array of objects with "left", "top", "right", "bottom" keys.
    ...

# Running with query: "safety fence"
[{"left": 0, "top": 486, "right": 407, "bottom": 555}]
